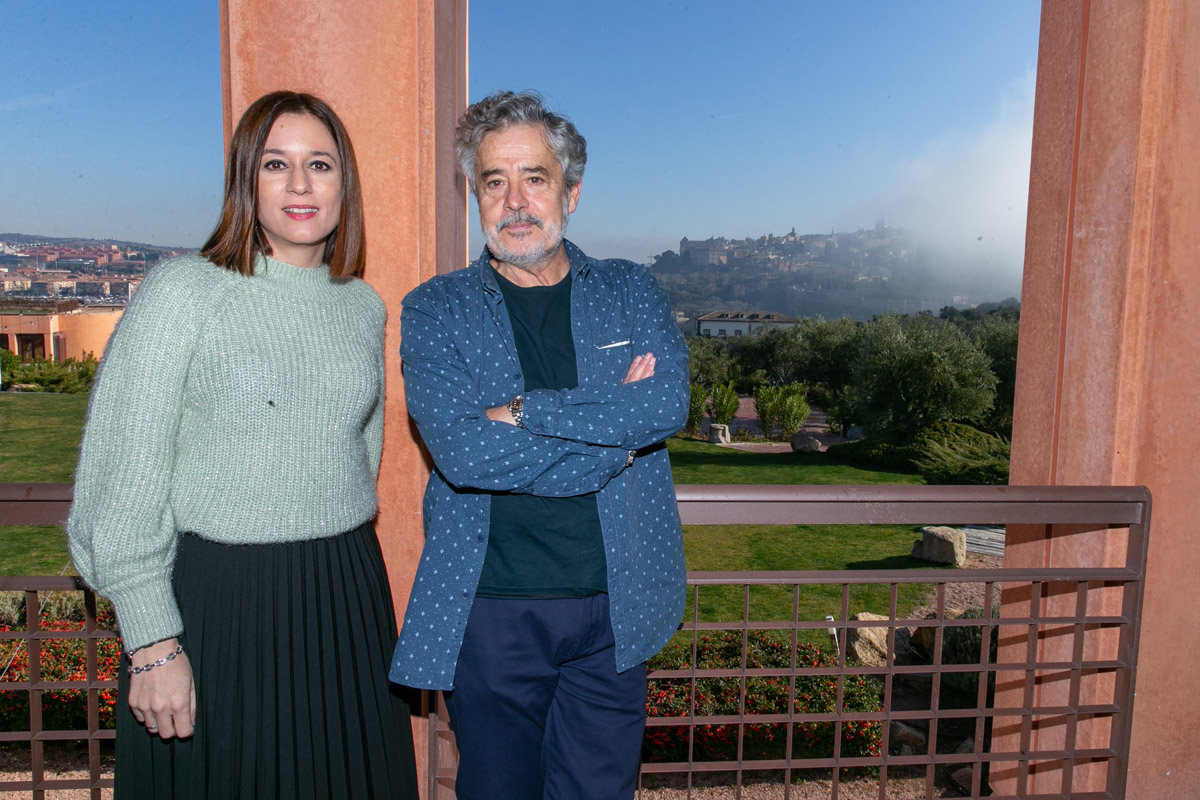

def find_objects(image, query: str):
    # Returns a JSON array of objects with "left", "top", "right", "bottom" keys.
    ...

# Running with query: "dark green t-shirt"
[{"left": 475, "top": 267, "right": 608, "bottom": 598}]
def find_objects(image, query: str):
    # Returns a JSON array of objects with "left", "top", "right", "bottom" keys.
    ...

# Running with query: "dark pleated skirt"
[{"left": 114, "top": 523, "right": 418, "bottom": 800}]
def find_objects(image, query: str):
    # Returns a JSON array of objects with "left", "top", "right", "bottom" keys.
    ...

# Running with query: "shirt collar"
[{"left": 476, "top": 239, "right": 591, "bottom": 301}]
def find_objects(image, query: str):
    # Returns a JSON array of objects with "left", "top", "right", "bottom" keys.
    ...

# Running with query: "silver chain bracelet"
[{"left": 128, "top": 643, "right": 184, "bottom": 675}]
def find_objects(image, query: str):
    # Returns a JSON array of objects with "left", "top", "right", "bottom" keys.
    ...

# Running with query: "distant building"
[
  {"left": 0, "top": 302, "right": 124, "bottom": 362},
  {"left": 695, "top": 310, "right": 797, "bottom": 338}
]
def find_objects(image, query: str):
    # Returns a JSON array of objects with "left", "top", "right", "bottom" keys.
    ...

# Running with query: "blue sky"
[{"left": 2, "top": 1, "right": 1040, "bottom": 289}]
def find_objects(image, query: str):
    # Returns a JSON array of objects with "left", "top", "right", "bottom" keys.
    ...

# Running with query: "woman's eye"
[
  {"left": 262, "top": 159, "right": 287, "bottom": 171},
  {"left": 310, "top": 160, "right": 333, "bottom": 171}
]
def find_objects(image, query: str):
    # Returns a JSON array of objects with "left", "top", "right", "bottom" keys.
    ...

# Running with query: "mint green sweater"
[{"left": 67, "top": 254, "right": 386, "bottom": 651}]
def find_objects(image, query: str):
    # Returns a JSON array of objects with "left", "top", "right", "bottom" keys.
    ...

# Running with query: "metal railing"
[
  {"left": 2, "top": 483, "right": 1151, "bottom": 799},
  {"left": 428, "top": 485, "right": 1152, "bottom": 799},
  {"left": 1, "top": 483, "right": 116, "bottom": 799}
]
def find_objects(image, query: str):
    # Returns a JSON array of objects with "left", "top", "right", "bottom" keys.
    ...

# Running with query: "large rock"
[
  {"left": 707, "top": 423, "right": 730, "bottom": 444},
  {"left": 846, "top": 612, "right": 891, "bottom": 666},
  {"left": 911, "top": 526, "right": 966, "bottom": 566},
  {"left": 790, "top": 433, "right": 822, "bottom": 453},
  {"left": 951, "top": 766, "right": 977, "bottom": 793},
  {"left": 910, "top": 609, "right": 970, "bottom": 659},
  {"left": 889, "top": 720, "right": 927, "bottom": 754}
]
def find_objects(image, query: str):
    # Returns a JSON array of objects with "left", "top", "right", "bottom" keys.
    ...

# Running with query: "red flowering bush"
[
  {"left": 644, "top": 630, "right": 883, "bottom": 763},
  {"left": 0, "top": 597, "right": 121, "bottom": 732}
]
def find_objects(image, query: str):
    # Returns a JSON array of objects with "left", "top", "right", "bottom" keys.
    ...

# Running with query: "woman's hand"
[{"left": 127, "top": 638, "right": 196, "bottom": 740}]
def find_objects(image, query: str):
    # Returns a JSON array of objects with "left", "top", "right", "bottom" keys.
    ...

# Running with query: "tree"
[
  {"left": 687, "top": 336, "right": 732, "bottom": 387},
  {"left": 734, "top": 327, "right": 806, "bottom": 386},
  {"left": 849, "top": 314, "right": 996, "bottom": 434},
  {"left": 973, "top": 315, "right": 1020, "bottom": 434},
  {"left": 795, "top": 316, "right": 859, "bottom": 392}
]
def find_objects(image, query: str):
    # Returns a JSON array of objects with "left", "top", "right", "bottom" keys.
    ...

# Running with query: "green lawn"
[
  {"left": 680, "top": 522, "right": 943, "bottom": 647},
  {"left": 0, "top": 393, "right": 85, "bottom": 574},
  {"left": 666, "top": 437, "right": 924, "bottom": 485},
  {"left": 0, "top": 526, "right": 72, "bottom": 575},
  {"left": 0, "top": 393, "right": 87, "bottom": 482},
  {"left": 1, "top": 397, "right": 940, "bottom": 629}
]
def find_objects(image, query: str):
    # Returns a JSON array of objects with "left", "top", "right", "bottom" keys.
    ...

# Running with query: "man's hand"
[
  {"left": 127, "top": 638, "right": 196, "bottom": 740},
  {"left": 622, "top": 353, "right": 656, "bottom": 384},
  {"left": 487, "top": 353, "right": 657, "bottom": 425},
  {"left": 486, "top": 403, "right": 516, "bottom": 425}
]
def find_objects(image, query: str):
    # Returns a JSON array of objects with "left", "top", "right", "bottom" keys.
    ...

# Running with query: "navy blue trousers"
[{"left": 444, "top": 595, "right": 647, "bottom": 800}]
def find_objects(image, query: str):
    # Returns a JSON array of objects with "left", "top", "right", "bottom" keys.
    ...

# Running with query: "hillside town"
[{"left": 650, "top": 221, "right": 999, "bottom": 323}]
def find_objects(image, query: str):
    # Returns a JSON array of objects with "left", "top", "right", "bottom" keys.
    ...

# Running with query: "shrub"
[
  {"left": 685, "top": 384, "right": 707, "bottom": 435},
  {"left": 912, "top": 423, "right": 1010, "bottom": 485},
  {"left": 707, "top": 383, "right": 739, "bottom": 426},
  {"left": 644, "top": 630, "right": 883, "bottom": 763},
  {"left": 1, "top": 353, "right": 98, "bottom": 393},
  {"left": 752, "top": 385, "right": 782, "bottom": 439},
  {"left": 828, "top": 422, "right": 1009, "bottom": 484},
  {"left": 827, "top": 429, "right": 922, "bottom": 471},
  {"left": 0, "top": 597, "right": 121, "bottom": 732},
  {"left": 777, "top": 384, "right": 811, "bottom": 440}
]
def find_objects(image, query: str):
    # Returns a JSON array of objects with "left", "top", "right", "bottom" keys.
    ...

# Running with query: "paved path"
[{"left": 704, "top": 400, "right": 847, "bottom": 452}]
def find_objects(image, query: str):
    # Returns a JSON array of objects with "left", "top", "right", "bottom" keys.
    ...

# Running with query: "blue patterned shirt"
[{"left": 390, "top": 241, "right": 689, "bottom": 689}]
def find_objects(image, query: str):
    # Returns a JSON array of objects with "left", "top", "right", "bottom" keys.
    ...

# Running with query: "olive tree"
[{"left": 849, "top": 313, "right": 996, "bottom": 434}]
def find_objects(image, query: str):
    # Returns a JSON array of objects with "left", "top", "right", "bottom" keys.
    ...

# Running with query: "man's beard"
[{"left": 484, "top": 197, "right": 569, "bottom": 271}]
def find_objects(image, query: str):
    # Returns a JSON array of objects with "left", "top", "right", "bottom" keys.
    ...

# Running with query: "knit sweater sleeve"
[
  {"left": 362, "top": 285, "right": 386, "bottom": 482},
  {"left": 67, "top": 257, "right": 222, "bottom": 651}
]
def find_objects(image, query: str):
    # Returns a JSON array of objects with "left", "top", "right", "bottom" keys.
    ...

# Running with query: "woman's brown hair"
[{"left": 201, "top": 91, "right": 365, "bottom": 278}]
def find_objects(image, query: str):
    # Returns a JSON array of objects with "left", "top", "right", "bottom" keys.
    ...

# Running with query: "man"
[{"left": 390, "top": 91, "right": 689, "bottom": 799}]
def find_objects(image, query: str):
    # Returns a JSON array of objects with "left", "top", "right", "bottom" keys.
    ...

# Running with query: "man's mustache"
[{"left": 496, "top": 211, "right": 545, "bottom": 231}]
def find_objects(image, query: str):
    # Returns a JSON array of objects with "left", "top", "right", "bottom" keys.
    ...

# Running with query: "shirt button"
[
  {"left": 461, "top": 590, "right": 469, "bottom": 599},
  {"left": 476, "top": 534, "right": 485, "bottom": 543}
]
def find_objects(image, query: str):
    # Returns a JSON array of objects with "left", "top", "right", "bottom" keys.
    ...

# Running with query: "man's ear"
[{"left": 566, "top": 180, "right": 582, "bottom": 214}]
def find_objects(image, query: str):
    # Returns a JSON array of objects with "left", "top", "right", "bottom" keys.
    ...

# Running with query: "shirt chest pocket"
[{"left": 593, "top": 335, "right": 634, "bottom": 384}]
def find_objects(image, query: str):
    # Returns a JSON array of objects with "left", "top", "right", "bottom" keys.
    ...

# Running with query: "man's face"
[{"left": 475, "top": 123, "right": 580, "bottom": 271}]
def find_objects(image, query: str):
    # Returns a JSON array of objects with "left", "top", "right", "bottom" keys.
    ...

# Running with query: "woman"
[{"left": 67, "top": 91, "right": 418, "bottom": 799}]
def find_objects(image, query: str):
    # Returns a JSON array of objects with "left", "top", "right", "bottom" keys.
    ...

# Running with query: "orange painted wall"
[
  {"left": 1, "top": 309, "right": 122, "bottom": 363},
  {"left": 218, "top": 3, "right": 467, "bottom": 791},
  {"left": 1001, "top": 2, "right": 1200, "bottom": 797},
  {"left": 57, "top": 308, "right": 123, "bottom": 361},
  {"left": 218, "top": 0, "right": 467, "bottom": 621}
]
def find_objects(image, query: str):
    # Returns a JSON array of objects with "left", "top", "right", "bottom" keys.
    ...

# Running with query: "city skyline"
[{"left": 3, "top": 2, "right": 1040, "bottom": 293}]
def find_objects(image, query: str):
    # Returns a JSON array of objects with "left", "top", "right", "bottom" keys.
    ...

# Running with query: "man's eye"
[{"left": 527, "top": 176, "right": 543, "bottom": 185}]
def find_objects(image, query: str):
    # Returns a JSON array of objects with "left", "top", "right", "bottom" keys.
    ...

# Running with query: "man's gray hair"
[{"left": 456, "top": 90, "right": 587, "bottom": 194}]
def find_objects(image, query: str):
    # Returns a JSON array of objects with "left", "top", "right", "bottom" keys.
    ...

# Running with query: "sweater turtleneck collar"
[{"left": 256, "top": 254, "right": 336, "bottom": 287}]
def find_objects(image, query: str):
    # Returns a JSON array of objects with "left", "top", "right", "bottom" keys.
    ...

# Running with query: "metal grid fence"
[{"left": 2, "top": 483, "right": 1151, "bottom": 799}]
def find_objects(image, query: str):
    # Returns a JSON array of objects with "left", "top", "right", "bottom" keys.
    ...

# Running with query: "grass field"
[
  {"left": 665, "top": 437, "right": 924, "bottom": 485},
  {"left": 0, "top": 393, "right": 87, "bottom": 482},
  {"left": 2, "top": 394, "right": 940, "bottom": 630},
  {"left": 680, "top": 522, "right": 942, "bottom": 647},
  {"left": 0, "top": 394, "right": 87, "bottom": 575}
]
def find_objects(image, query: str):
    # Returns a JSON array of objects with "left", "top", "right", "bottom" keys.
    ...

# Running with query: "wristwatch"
[{"left": 508, "top": 395, "right": 525, "bottom": 428}]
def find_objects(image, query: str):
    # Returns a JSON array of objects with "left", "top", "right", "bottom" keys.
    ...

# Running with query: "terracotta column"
[
  {"left": 997, "top": 1, "right": 1200, "bottom": 797},
  {"left": 219, "top": 0, "right": 467, "bottom": 792}
]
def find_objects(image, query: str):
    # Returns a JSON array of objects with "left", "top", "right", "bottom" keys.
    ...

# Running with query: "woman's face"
[{"left": 256, "top": 113, "right": 343, "bottom": 269}]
